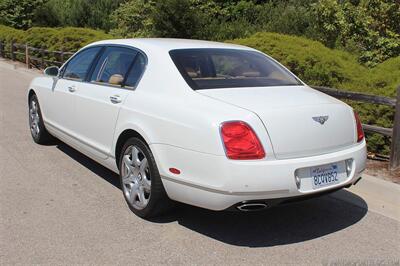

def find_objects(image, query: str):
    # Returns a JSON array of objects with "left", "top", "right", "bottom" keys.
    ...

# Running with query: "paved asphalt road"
[{"left": 1, "top": 62, "right": 399, "bottom": 265}]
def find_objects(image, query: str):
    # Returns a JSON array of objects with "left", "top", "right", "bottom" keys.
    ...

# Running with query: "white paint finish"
[
  {"left": 72, "top": 82, "right": 130, "bottom": 160},
  {"left": 153, "top": 140, "right": 366, "bottom": 210},
  {"left": 199, "top": 86, "right": 356, "bottom": 159},
  {"left": 28, "top": 38, "right": 367, "bottom": 210}
]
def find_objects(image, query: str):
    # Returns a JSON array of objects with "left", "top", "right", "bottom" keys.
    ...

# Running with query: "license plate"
[{"left": 310, "top": 162, "right": 345, "bottom": 189}]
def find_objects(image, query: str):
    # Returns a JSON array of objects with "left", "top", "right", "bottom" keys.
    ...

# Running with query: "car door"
[
  {"left": 46, "top": 47, "right": 102, "bottom": 135},
  {"left": 73, "top": 46, "right": 145, "bottom": 160}
]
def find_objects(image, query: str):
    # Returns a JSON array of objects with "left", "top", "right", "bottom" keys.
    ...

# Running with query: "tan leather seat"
[
  {"left": 242, "top": 71, "right": 261, "bottom": 77},
  {"left": 109, "top": 74, "right": 124, "bottom": 85},
  {"left": 185, "top": 67, "right": 198, "bottom": 78}
]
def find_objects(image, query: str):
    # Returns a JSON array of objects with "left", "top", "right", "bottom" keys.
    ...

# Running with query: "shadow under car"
[{"left": 57, "top": 142, "right": 368, "bottom": 248}]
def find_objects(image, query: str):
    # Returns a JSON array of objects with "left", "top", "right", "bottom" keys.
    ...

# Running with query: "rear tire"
[
  {"left": 118, "top": 137, "right": 173, "bottom": 218},
  {"left": 28, "top": 94, "right": 53, "bottom": 144}
]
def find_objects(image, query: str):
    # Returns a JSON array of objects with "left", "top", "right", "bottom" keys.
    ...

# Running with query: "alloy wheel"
[
  {"left": 29, "top": 99, "right": 40, "bottom": 138},
  {"left": 121, "top": 145, "right": 151, "bottom": 210}
]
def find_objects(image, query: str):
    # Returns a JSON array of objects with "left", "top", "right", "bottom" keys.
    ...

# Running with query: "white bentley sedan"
[{"left": 28, "top": 39, "right": 367, "bottom": 217}]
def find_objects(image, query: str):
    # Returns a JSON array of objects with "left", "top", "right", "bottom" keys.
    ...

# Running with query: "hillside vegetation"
[
  {"left": 0, "top": 25, "right": 398, "bottom": 154},
  {"left": 1, "top": 0, "right": 399, "bottom": 66},
  {"left": 230, "top": 33, "right": 399, "bottom": 97},
  {"left": 0, "top": 25, "right": 111, "bottom": 52}
]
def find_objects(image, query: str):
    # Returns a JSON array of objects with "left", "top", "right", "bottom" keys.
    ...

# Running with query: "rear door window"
[
  {"left": 124, "top": 53, "right": 146, "bottom": 88},
  {"left": 90, "top": 47, "right": 138, "bottom": 87}
]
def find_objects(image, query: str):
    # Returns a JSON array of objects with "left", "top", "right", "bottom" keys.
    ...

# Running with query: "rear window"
[{"left": 169, "top": 49, "right": 302, "bottom": 90}]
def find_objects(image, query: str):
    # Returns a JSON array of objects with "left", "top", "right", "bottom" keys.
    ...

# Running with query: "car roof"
[{"left": 86, "top": 38, "right": 253, "bottom": 53}]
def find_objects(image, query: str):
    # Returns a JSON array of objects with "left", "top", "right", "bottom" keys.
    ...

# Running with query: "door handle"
[
  {"left": 68, "top": 86, "right": 76, "bottom": 92},
  {"left": 110, "top": 95, "right": 122, "bottom": 104}
]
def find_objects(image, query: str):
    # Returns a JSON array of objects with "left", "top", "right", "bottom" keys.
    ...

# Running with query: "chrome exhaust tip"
[{"left": 237, "top": 203, "right": 268, "bottom": 212}]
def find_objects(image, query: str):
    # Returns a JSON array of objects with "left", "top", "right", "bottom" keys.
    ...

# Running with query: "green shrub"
[
  {"left": 0, "top": 25, "right": 112, "bottom": 66},
  {"left": 229, "top": 32, "right": 366, "bottom": 88},
  {"left": 0, "top": 25, "right": 112, "bottom": 52}
]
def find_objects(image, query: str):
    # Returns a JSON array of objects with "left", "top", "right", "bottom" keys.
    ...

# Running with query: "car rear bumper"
[{"left": 151, "top": 141, "right": 367, "bottom": 211}]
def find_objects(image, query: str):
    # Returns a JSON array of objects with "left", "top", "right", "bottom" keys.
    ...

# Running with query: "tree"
[
  {"left": 0, "top": 0, "right": 45, "bottom": 29},
  {"left": 151, "top": 0, "right": 208, "bottom": 39},
  {"left": 109, "top": 0, "right": 155, "bottom": 37},
  {"left": 32, "top": 0, "right": 124, "bottom": 30},
  {"left": 312, "top": 0, "right": 400, "bottom": 65}
]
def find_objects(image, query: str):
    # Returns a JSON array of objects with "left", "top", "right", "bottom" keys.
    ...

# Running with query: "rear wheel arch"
[{"left": 115, "top": 129, "right": 148, "bottom": 169}]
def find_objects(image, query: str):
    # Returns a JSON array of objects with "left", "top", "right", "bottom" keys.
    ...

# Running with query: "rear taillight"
[
  {"left": 354, "top": 111, "right": 364, "bottom": 142},
  {"left": 220, "top": 121, "right": 265, "bottom": 160}
]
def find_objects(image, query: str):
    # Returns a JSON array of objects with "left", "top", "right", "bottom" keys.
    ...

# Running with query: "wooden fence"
[
  {"left": 0, "top": 40, "right": 74, "bottom": 69},
  {"left": 0, "top": 40, "right": 399, "bottom": 171}
]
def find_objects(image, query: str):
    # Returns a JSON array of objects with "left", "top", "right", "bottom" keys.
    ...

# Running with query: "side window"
[
  {"left": 90, "top": 47, "right": 137, "bottom": 86},
  {"left": 63, "top": 47, "right": 102, "bottom": 81},
  {"left": 125, "top": 53, "right": 146, "bottom": 88}
]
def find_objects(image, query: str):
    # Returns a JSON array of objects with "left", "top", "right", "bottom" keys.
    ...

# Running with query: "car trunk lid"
[{"left": 198, "top": 86, "right": 356, "bottom": 159}]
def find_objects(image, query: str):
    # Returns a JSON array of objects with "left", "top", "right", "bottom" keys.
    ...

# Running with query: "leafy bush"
[
  {"left": 0, "top": 25, "right": 112, "bottom": 65},
  {"left": 0, "top": 25, "right": 112, "bottom": 52},
  {"left": 230, "top": 32, "right": 366, "bottom": 88}
]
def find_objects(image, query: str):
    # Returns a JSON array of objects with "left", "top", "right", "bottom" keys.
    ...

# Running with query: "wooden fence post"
[
  {"left": 25, "top": 44, "right": 30, "bottom": 68},
  {"left": 11, "top": 39, "right": 16, "bottom": 61},
  {"left": 0, "top": 40, "right": 4, "bottom": 58},
  {"left": 40, "top": 48, "right": 45, "bottom": 69},
  {"left": 389, "top": 86, "right": 400, "bottom": 171},
  {"left": 60, "top": 49, "right": 64, "bottom": 65}
]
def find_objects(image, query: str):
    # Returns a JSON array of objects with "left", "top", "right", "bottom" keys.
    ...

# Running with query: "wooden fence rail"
[
  {"left": 0, "top": 40, "right": 399, "bottom": 171},
  {"left": 0, "top": 40, "right": 73, "bottom": 69}
]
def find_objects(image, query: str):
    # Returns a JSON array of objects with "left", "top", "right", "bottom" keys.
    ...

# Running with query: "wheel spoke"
[
  {"left": 142, "top": 178, "right": 151, "bottom": 192},
  {"left": 123, "top": 155, "right": 132, "bottom": 172},
  {"left": 128, "top": 184, "right": 139, "bottom": 204},
  {"left": 139, "top": 158, "right": 147, "bottom": 174},
  {"left": 122, "top": 174, "right": 134, "bottom": 185},
  {"left": 123, "top": 154, "right": 132, "bottom": 166},
  {"left": 131, "top": 147, "right": 140, "bottom": 167},
  {"left": 137, "top": 187, "right": 147, "bottom": 206}
]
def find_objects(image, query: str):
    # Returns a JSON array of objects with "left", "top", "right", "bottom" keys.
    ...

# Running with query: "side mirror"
[{"left": 44, "top": 66, "right": 60, "bottom": 77}]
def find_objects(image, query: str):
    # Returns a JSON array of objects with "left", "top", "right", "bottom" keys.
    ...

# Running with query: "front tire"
[
  {"left": 119, "top": 137, "right": 173, "bottom": 218},
  {"left": 28, "top": 94, "right": 53, "bottom": 144}
]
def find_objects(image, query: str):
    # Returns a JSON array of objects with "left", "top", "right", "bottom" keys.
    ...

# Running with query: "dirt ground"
[{"left": 365, "top": 159, "right": 400, "bottom": 184}]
